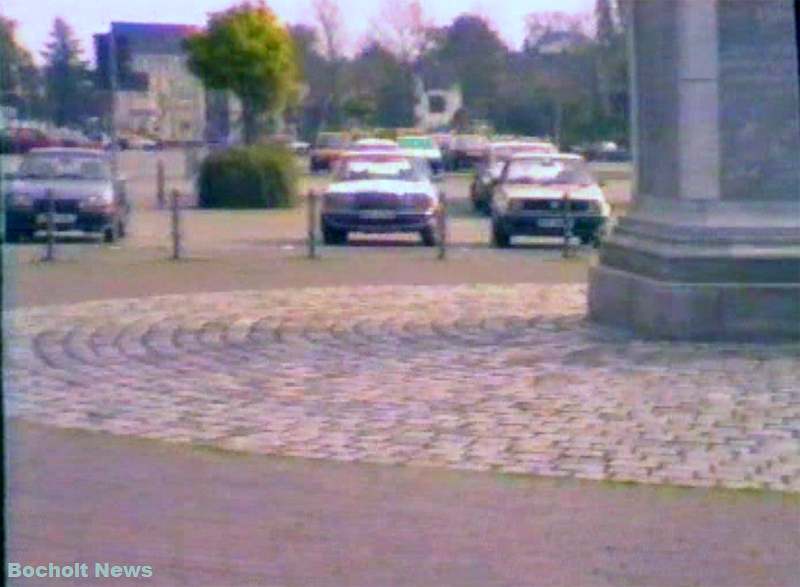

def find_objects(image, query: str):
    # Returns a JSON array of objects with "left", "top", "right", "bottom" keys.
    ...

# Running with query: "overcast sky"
[{"left": 5, "top": 0, "right": 594, "bottom": 62}]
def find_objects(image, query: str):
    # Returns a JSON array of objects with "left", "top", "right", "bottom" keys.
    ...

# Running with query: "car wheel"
[
  {"left": 420, "top": 226, "right": 438, "bottom": 247},
  {"left": 322, "top": 224, "right": 347, "bottom": 245},
  {"left": 103, "top": 224, "right": 118, "bottom": 243},
  {"left": 4, "top": 231, "right": 21, "bottom": 244},
  {"left": 492, "top": 220, "right": 511, "bottom": 248}
]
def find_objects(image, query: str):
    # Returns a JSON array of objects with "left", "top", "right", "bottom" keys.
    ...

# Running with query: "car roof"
[
  {"left": 339, "top": 151, "right": 409, "bottom": 160},
  {"left": 509, "top": 152, "right": 584, "bottom": 161},
  {"left": 354, "top": 138, "right": 398, "bottom": 146},
  {"left": 28, "top": 147, "right": 108, "bottom": 158}
]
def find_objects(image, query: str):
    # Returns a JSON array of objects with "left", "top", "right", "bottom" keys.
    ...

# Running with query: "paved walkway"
[
  {"left": 7, "top": 421, "right": 799, "bottom": 587},
  {"left": 5, "top": 284, "right": 800, "bottom": 491}
]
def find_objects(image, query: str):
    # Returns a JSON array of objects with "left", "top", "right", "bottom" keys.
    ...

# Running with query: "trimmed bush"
[{"left": 198, "top": 145, "right": 298, "bottom": 209}]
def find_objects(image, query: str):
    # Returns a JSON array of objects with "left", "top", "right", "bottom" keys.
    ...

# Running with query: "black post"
[
  {"left": 562, "top": 191, "right": 574, "bottom": 258},
  {"left": 307, "top": 190, "right": 318, "bottom": 259},
  {"left": 437, "top": 192, "right": 447, "bottom": 260},
  {"left": 156, "top": 159, "right": 165, "bottom": 209},
  {"left": 43, "top": 189, "right": 55, "bottom": 262},
  {"left": 171, "top": 189, "right": 181, "bottom": 260}
]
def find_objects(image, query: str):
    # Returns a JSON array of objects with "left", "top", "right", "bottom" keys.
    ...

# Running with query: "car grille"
[
  {"left": 521, "top": 199, "right": 595, "bottom": 213},
  {"left": 33, "top": 199, "right": 81, "bottom": 214},
  {"left": 355, "top": 193, "right": 400, "bottom": 210}
]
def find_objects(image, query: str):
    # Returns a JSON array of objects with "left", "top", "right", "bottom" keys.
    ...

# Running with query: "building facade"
[{"left": 95, "top": 23, "right": 209, "bottom": 143}]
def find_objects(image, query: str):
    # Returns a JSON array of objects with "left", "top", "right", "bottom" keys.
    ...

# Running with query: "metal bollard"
[
  {"left": 437, "top": 192, "right": 447, "bottom": 260},
  {"left": 170, "top": 189, "right": 182, "bottom": 260},
  {"left": 307, "top": 190, "right": 318, "bottom": 259},
  {"left": 562, "top": 191, "right": 575, "bottom": 259},
  {"left": 42, "top": 188, "right": 55, "bottom": 262},
  {"left": 156, "top": 159, "right": 166, "bottom": 209}
]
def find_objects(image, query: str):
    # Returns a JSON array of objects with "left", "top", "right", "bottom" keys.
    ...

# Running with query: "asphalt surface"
[{"left": 7, "top": 420, "right": 799, "bottom": 587}]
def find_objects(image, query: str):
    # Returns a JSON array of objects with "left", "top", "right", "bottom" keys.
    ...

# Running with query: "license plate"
[
  {"left": 37, "top": 213, "right": 76, "bottom": 224},
  {"left": 360, "top": 210, "right": 396, "bottom": 220},
  {"left": 538, "top": 218, "right": 565, "bottom": 228}
]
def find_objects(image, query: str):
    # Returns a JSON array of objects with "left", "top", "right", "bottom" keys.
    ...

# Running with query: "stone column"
[{"left": 589, "top": 0, "right": 800, "bottom": 341}]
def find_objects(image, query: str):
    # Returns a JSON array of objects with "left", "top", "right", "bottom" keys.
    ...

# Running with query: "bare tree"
[
  {"left": 523, "top": 11, "right": 592, "bottom": 53},
  {"left": 371, "top": 0, "right": 433, "bottom": 64},
  {"left": 312, "top": 0, "right": 344, "bottom": 129},
  {"left": 312, "top": 0, "right": 343, "bottom": 61}
]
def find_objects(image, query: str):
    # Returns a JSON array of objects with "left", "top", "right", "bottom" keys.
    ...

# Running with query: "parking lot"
[{"left": 3, "top": 149, "right": 632, "bottom": 307}]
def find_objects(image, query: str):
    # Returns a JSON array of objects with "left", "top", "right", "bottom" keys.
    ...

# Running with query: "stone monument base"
[{"left": 589, "top": 265, "right": 800, "bottom": 341}]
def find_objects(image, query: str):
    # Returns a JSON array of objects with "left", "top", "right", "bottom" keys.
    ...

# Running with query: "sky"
[{"left": 5, "top": 0, "right": 594, "bottom": 63}]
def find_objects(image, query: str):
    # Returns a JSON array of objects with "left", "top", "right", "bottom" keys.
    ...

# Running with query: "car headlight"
[
  {"left": 8, "top": 192, "right": 34, "bottom": 209},
  {"left": 323, "top": 192, "right": 355, "bottom": 211},
  {"left": 404, "top": 193, "right": 435, "bottom": 211},
  {"left": 81, "top": 191, "right": 114, "bottom": 211}
]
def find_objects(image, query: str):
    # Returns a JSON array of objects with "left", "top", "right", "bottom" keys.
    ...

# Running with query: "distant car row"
[{"left": 3, "top": 143, "right": 610, "bottom": 249}]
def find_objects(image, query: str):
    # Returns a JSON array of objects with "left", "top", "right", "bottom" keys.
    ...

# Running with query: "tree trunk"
[
  {"left": 241, "top": 99, "right": 259, "bottom": 145},
  {"left": 554, "top": 99, "right": 563, "bottom": 148}
]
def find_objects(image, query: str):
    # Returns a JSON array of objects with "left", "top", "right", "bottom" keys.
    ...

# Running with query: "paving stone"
[{"left": 4, "top": 284, "right": 799, "bottom": 492}]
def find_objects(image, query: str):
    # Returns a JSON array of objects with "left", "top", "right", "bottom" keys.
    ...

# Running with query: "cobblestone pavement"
[{"left": 5, "top": 285, "right": 800, "bottom": 491}]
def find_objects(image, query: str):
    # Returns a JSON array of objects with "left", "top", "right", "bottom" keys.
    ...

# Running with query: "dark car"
[
  {"left": 310, "top": 132, "right": 351, "bottom": 173},
  {"left": 320, "top": 153, "right": 441, "bottom": 246},
  {"left": 4, "top": 148, "right": 130, "bottom": 243}
]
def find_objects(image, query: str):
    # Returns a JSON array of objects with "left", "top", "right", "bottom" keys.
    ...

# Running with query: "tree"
[
  {"left": 371, "top": 0, "right": 433, "bottom": 64},
  {"left": 595, "top": 0, "right": 615, "bottom": 116},
  {"left": 430, "top": 15, "right": 507, "bottom": 121},
  {"left": 42, "top": 18, "right": 90, "bottom": 126},
  {"left": 312, "top": 0, "right": 345, "bottom": 130},
  {"left": 185, "top": 2, "right": 299, "bottom": 144},
  {"left": 350, "top": 43, "right": 415, "bottom": 128},
  {"left": 0, "top": 16, "right": 43, "bottom": 117}
]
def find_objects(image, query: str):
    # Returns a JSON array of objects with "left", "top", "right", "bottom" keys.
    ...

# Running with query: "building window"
[{"left": 429, "top": 95, "right": 446, "bottom": 114}]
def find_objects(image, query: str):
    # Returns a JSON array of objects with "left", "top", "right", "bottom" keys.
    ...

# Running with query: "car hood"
[
  {"left": 327, "top": 179, "right": 437, "bottom": 198},
  {"left": 503, "top": 183, "right": 606, "bottom": 202},
  {"left": 8, "top": 179, "right": 112, "bottom": 199}
]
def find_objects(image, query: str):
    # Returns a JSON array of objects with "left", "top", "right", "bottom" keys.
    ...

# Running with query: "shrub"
[{"left": 198, "top": 145, "right": 298, "bottom": 209}]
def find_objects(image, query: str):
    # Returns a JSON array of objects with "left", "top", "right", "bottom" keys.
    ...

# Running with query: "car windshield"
[
  {"left": 504, "top": 158, "right": 594, "bottom": 185},
  {"left": 336, "top": 157, "right": 423, "bottom": 181},
  {"left": 17, "top": 154, "right": 111, "bottom": 180},
  {"left": 398, "top": 137, "right": 434, "bottom": 150}
]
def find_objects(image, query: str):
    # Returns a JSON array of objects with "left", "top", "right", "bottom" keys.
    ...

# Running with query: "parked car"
[
  {"left": 4, "top": 148, "right": 130, "bottom": 243},
  {"left": 310, "top": 132, "right": 351, "bottom": 172},
  {"left": 447, "top": 134, "right": 488, "bottom": 171},
  {"left": 397, "top": 135, "right": 444, "bottom": 175},
  {"left": 0, "top": 127, "right": 54, "bottom": 154},
  {"left": 320, "top": 152, "right": 441, "bottom": 246},
  {"left": 351, "top": 138, "right": 400, "bottom": 152},
  {"left": 471, "top": 140, "right": 559, "bottom": 214},
  {"left": 490, "top": 153, "right": 610, "bottom": 248}
]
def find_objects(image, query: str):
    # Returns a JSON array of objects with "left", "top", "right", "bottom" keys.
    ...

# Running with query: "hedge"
[{"left": 198, "top": 145, "right": 298, "bottom": 209}]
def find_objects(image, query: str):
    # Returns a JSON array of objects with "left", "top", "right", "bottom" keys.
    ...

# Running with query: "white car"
[
  {"left": 491, "top": 153, "right": 610, "bottom": 247},
  {"left": 397, "top": 136, "right": 444, "bottom": 175},
  {"left": 321, "top": 152, "right": 441, "bottom": 246}
]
